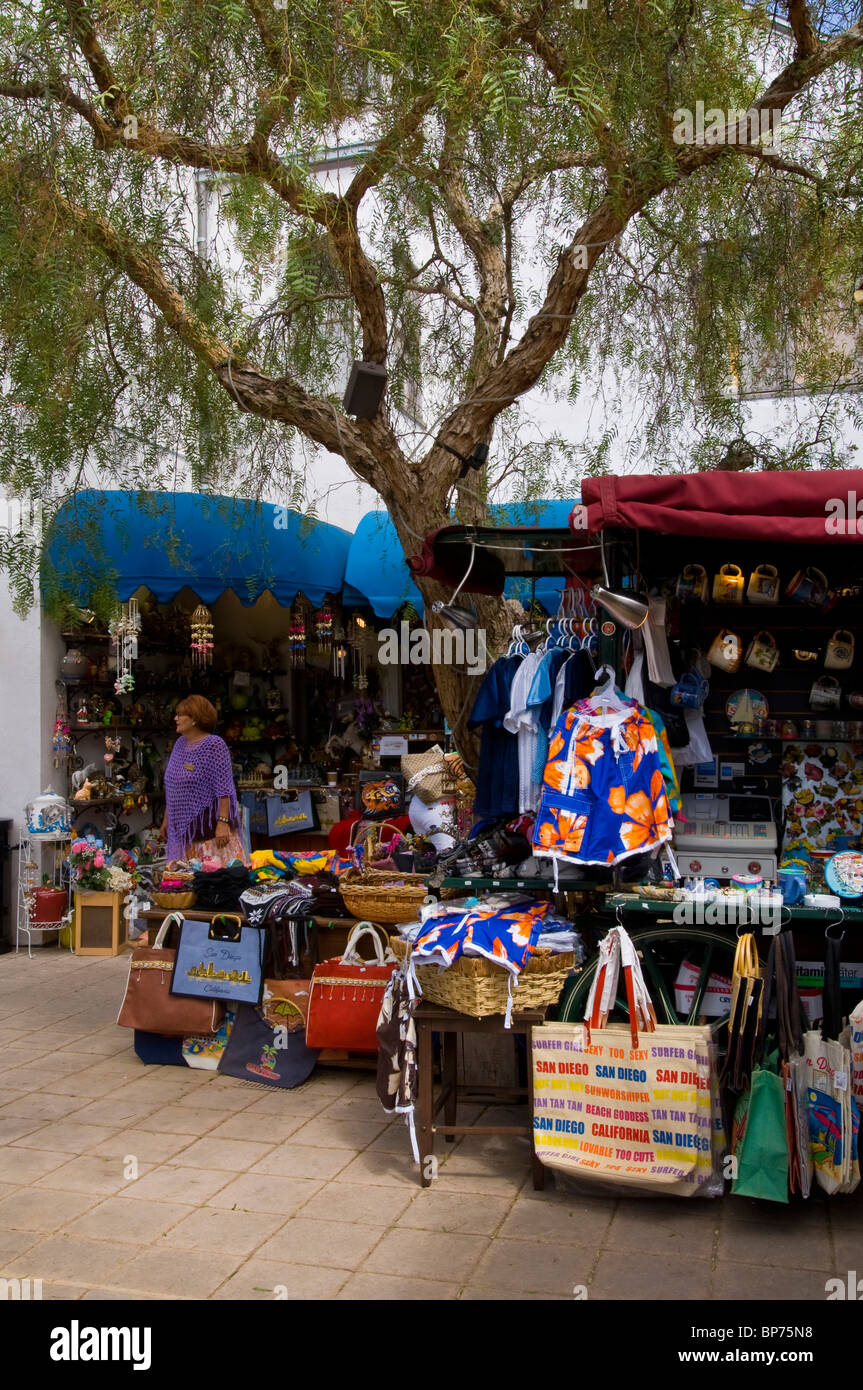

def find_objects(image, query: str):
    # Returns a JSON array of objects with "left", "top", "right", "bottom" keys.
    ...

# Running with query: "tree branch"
[{"left": 787, "top": 0, "right": 819, "bottom": 60}]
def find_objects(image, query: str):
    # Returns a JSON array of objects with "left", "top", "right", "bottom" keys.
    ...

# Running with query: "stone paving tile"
[
  {"left": 206, "top": 1172, "right": 324, "bottom": 1216},
  {"left": 604, "top": 1202, "right": 719, "bottom": 1260},
  {"left": 363, "top": 1227, "right": 491, "bottom": 1284},
  {"left": 173, "top": 1086, "right": 258, "bottom": 1114},
  {"left": 830, "top": 1225, "right": 863, "bottom": 1273},
  {"left": 299, "top": 1182, "right": 414, "bottom": 1228},
  {"left": 161, "top": 1206, "right": 287, "bottom": 1256},
  {"left": 589, "top": 1249, "right": 712, "bottom": 1301},
  {"left": 430, "top": 1150, "right": 529, "bottom": 1198},
  {"left": 211, "top": 1258, "right": 349, "bottom": 1301},
  {"left": 87, "top": 1129, "right": 195, "bottom": 1164},
  {"left": 257, "top": 1215, "right": 386, "bottom": 1270},
  {"left": 167, "top": 1136, "right": 276, "bottom": 1172},
  {"left": 251, "top": 1143, "right": 353, "bottom": 1181},
  {"left": 80, "top": 1287, "right": 167, "bottom": 1301},
  {"left": 0, "top": 1114, "right": 47, "bottom": 1144},
  {"left": 337, "top": 1272, "right": 460, "bottom": 1300},
  {"left": 716, "top": 1217, "right": 833, "bottom": 1271},
  {"left": 0, "top": 1092, "right": 88, "bottom": 1121},
  {"left": 65, "top": 1196, "right": 191, "bottom": 1245},
  {"left": 334, "top": 1150, "right": 423, "bottom": 1189},
  {"left": 499, "top": 1196, "right": 614, "bottom": 1246},
  {"left": 287, "top": 1116, "right": 389, "bottom": 1150},
  {"left": 0, "top": 1146, "right": 71, "bottom": 1185},
  {"left": 108, "top": 1246, "right": 245, "bottom": 1298},
  {"left": 38, "top": 1283, "right": 89, "bottom": 1300},
  {"left": 0, "top": 1228, "right": 43, "bottom": 1263},
  {"left": 0, "top": 1188, "right": 99, "bottom": 1231},
  {"left": 9, "top": 1120, "right": 120, "bottom": 1154},
  {"left": 712, "top": 1261, "right": 830, "bottom": 1300},
  {"left": 70, "top": 1097, "right": 162, "bottom": 1128},
  {"left": 469, "top": 1236, "right": 595, "bottom": 1297},
  {"left": 1, "top": 1234, "right": 142, "bottom": 1284},
  {"left": 34, "top": 1155, "right": 156, "bottom": 1197},
  {"left": 398, "top": 1190, "right": 513, "bottom": 1236},
  {"left": 116, "top": 1165, "right": 234, "bottom": 1207},
  {"left": 205, "top": 1111, "right": 308, "bottom": 1145},
  {"left": 460, "top": 1286, "right": 569, "bottom": 1300},
  {"left": 135, "top": 1104, "right": 236, "bottom": 1136}
]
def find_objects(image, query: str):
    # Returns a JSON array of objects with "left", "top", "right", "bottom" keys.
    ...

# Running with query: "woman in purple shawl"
[{"left": 159, "top": 695, "right": 248, "bottom": 865}]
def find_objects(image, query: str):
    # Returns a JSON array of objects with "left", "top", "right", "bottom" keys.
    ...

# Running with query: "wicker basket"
[
  {"left": 389, "top": 935, "right": 577, "bottom": 1018},
  {"left": 151, "top": 891, "right": 197, "bottom": 910},
  {"left": 339, "top": 868, "right": 451, "bottom": 924}
]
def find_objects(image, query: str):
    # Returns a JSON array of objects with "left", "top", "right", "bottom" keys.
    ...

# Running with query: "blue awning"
[
  {"left": 43, "top": 491, "right": 351, "bottom": 608},
  {"left": 344, "top": 501, "right": 577, "bottom": 618}
]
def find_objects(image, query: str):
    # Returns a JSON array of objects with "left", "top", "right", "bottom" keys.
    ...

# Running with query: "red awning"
[{"left": 579, "top": 470, "right": 863, "bottom": 544}]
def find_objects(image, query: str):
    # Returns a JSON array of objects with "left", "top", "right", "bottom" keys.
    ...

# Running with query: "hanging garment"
[
  {"left": 468, "top": 655, "right": 521, "bottom": 820},
  {"left": 642, "top": 708, "right": 681, "bottom": 814},
  {"left": 642, "top": 598, "right": 676, "bottom": 687},
  {"left": 532, "top": 699, "right": 673, "bottom": 869},
  {"left": 503, "top": 650, "right": 546, "bottom": 814},
  {"left": 549, "top": 647, "right": 594, "bottom": 730},
  {"left": 624, "top": 634, "right": 646, "bottom": 705},
  {"left": 376, "top": 968, "right": 421, "bottom": 1161}
]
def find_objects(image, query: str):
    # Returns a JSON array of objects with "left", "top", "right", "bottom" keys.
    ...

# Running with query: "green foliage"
[{"left": 0, "top": 0, "right": 862, "bottom": 609}]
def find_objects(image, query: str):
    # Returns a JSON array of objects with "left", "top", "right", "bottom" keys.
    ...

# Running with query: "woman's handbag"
[
  {"left": 669, "top": 669, "right": 709, "bottom": 709},
  {"left": 712, "top": 564, "right": 745, "bottom": 604},
  {"left": 117, "top": 913, "right": 224, "bottom": 1037},
  {"left": 810, "top": 675, "right": 842, "bottom": 709},
  {"left": 306, "top": 922, "right": 397, "bottom": 1053},
  {"left": 707, "top": 629, "right": 742, "bottom": 673},
  {"left": 401, "top": 745, "right": 457, "bottom": 805},
  {"left": 531, "top": 926, "right": 724, "bottom": 1197},
  {"left": 217, "top": 981, "right": 318, "bottom": 1089},
  {"left": 746, "top": 564, "right": 780, "bottom": 605},
  {"left": 675, "top": 564, "right": 709, "bottom": 604},
  {"left": 171, "top": 913, "right": 264, "bottom": 1007},
  {"left": 825, "top": 630, "right": 855, "bottom": 671},
  {"left": 744, "top": 630, "right": 779, "bottom": 674}
]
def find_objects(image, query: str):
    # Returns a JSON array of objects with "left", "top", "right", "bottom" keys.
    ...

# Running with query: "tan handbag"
[
  {"left": 712, "top": 564, "right": 745, "bottom": 604},
  {"left": 745, "top": 630, "right": 779, "bottom": 673},
  {"left": 746, "top": 564, "right": 780, "bottom": 605},
  {"left": 117, "top": 913, "right": 224, "bottom": 1036},
  {"left": 825, "top": 630, "right": 855, "bottom": 671},
  {"left": 708, "top": 629, "right": 742, "bottom": 673},
  {"left": 401, "top": 744, "right": 457, "bottom": 805}
]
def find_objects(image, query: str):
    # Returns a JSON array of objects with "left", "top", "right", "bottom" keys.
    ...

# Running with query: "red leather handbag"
[{"left": 306, "top": 923, "right": 396, "bottom": 1053}]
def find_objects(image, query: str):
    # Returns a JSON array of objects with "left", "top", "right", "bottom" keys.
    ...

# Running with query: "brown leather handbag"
[{"left": 117, "top": 913, "right": 224, "bottom": 1036}]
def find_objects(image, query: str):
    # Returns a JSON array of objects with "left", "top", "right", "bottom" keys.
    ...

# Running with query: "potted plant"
[{"left": 70, "top": 839, "right": 139, "bottom": 956}]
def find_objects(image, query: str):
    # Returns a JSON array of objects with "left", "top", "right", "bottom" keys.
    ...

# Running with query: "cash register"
[{"left": 673, "top": 794, "right": 778, "bottom": 881}]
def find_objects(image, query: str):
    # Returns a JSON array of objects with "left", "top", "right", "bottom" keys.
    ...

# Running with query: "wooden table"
[{"left": 414, "top": 1002, "right": 547, "bottom": 1190}]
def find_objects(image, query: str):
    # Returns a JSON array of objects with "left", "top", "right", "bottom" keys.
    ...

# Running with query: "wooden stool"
[{"left": 415, "top": 1002, "right": 546, "bottom": 1190}]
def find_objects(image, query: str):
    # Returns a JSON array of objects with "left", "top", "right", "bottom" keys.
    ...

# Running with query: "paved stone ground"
[{"left": 0, "top": 947, "right": 859, "bottom": 1301}]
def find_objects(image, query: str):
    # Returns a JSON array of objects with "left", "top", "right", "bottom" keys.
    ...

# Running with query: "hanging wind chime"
[
  {"left": 289, "top": 600, "right": 306, "bottom": 668},
  {"left": 51, "top": 681, "right": 73, "bottom": 768},
  {"left": 190, "top": 604, "right": 214, "bottom": 670},
  {"left": 110, "top": 598, "right": 141, "bottom": 694},
  {"left": 349, "top": 615, "right": 371, "bottom": 691},
  {"left": 314, "top": 600, "right": 333, "bottom": 652},
  {"left": 332, "top": 624, "right": 347, "bottom": 681}
]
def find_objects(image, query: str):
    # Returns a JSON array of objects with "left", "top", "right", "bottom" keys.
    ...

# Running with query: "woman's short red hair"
[{"left": 176, "top": 695, "right": 218, "bottom": 732}]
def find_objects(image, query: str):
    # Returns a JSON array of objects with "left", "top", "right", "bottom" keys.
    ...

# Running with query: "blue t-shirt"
[{"left": 468, "top": 655, "right": 521, "bottom": 820}]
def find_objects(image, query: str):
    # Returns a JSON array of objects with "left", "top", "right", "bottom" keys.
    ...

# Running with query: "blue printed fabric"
[
  {"left": 411, "top": 898, "right": 551, "bottom": 977},
  {"left": 532, "top": 699, "right": 673, "bottom": 868},
  {"left": 468, "top": 655, "right": 521, "bottom": 819}
]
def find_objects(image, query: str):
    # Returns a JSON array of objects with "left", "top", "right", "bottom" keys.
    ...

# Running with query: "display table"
[{"left": 414, "top": 1001, "right": 547, "bottom": 1191}]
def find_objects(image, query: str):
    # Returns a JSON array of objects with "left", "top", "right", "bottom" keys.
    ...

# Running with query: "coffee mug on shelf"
[
  {"left": 786, "top": 566, "right": 828, "bottom": 608},
  {"left": 746, "top": 564, "right": 780, "bottom": 605},
  {"left": 707, "top": 629, "right": 742, "bottom": 673},
  {"left": 824, "top": 629, "right": 855, "bottom": 671},
  {"left": 675, "top": 564, "right": 709, "bottom": 604},
  {"left": 778, "top": 867, "right": 807, "bottom": 906},
  {"left": 712, "top": 564, "right": 745, "bottom": 604},
  {"left": 744, "top": 631, "right": 779, "bottom": 673},
  {"left": 810, "top": 675, "right": 842, "bottom": 709}
]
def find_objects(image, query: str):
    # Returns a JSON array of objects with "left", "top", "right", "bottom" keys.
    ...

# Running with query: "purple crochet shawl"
[{"left": 163, "top": 734, "right": 239, "bottom": 860}]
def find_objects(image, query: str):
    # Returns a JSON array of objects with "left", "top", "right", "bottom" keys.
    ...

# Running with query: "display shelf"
[
  {"left": 439, "top": 875, "right": 562, "bottom": 890},
  {"left": 703, "top": 732, "right": 863, "bottom": 743},
  {"left": 608, "top": 892, "right": 863, "bottom": 923}
]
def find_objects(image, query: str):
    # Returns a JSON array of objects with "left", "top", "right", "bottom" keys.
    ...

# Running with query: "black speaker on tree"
[{"left": 343, "top": 361, "right": 388, "bottom": 419}]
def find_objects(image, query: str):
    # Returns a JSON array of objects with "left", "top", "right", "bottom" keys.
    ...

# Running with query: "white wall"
[{"left": 0, "top": 583, "right": 48, "bottom": 942}]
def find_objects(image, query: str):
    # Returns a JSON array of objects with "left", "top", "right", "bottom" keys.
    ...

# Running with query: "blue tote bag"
[{"left": 171, "top": 913, "right": 264, "bottom": 1007}]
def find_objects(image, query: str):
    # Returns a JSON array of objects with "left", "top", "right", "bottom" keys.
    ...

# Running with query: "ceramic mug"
[{"left": 778, "top": 867, "right": 807, "bottom": 905}]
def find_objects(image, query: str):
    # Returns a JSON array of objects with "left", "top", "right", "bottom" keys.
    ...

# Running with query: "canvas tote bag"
[
  {"left": 117, "top": 913, "right": 224, "bottom": 1037},
  {"left": 532, "top": 926, "right": 722, "bottom": 1196}
]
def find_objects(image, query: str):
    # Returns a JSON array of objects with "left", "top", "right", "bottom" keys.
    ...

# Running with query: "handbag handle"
[
  {"left": 208, "top": 913, "right": 243, "bottom": 942},
  {"left": 349, "top": 819, "right": 404, "bottom": 848},
  {"left": 154, "top": 911, "right": 184, "bottom": 948},
  {"left": 341, "top": 920, "right": 391, "bottom": 966},
  {"left": 733, "top": 932, "right": 760, "bottom": 979},
  {"left": 586, "top": 924, "right": 657, "bottom": 1046}
]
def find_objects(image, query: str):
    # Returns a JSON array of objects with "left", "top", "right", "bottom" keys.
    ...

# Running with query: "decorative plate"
[
  {"left": 726, "top": 689, "right": 769, "bottom": 725},
  {"left": 825, "top": 851, "right": 863, "bottom": 899}
]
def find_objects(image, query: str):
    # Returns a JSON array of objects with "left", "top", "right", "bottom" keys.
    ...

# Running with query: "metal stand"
[{"left": 16, "top": 834, "right": 73, "bottom": 958}]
